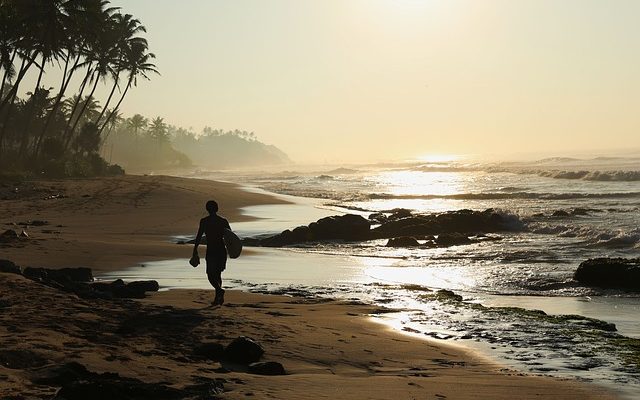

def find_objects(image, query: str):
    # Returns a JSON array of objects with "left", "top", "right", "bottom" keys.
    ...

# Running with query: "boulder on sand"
[
  {"left": 224, "top": 336, "right": 264, "bottom": 364},
  {"left": 248, "top": 361, "right": 286, "bottom": 375},
  {"left": 574, "top": 258, "right": 640, "bottom": 290},
  {"left": 0, "top": 259, "right": 21, "bottom": 274}
]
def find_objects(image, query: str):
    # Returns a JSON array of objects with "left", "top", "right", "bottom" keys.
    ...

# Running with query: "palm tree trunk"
[
  {"left": 66, "top": 72, "right": 101, "bottom": 149},
  {"left": 99, "top": 75, "right": 132, "bottom": 136},
  {"left": 62, "top": 66, "right": 94, "bottom": 144},
  {"left": 95, "top": 70, "right": 120, "bottom": 126},
  {"left": 35, "top": 52, "right": 81, "bottom": 156},
  {"left": 21, "top": 55, "right": 46, "bottom": 156}
]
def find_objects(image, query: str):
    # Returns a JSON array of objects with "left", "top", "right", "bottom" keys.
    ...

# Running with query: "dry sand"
[
  {"left": 1, "top": 175, "right": 288, "bottom": 271},
  {"left": 0, "top": 175, "right": 618, "bottom": 399}
]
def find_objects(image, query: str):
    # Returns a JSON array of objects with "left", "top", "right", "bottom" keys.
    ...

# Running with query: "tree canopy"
[{"left": 0, "top": 0, "right": 157, "bottom": 177}]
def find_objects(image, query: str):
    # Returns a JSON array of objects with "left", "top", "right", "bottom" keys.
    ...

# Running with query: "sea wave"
[
  {"left": 367, "top": 191, "right": 640, "bottom": 201},
  {"left": 503, "top": 169, "right": 640, "bottom": 181},
  {"left": 527, "top": 222, "right": 640, "bottom": 248}
]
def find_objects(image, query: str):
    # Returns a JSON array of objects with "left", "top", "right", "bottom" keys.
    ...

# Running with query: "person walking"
[{"left": 192, "top": 200, "right": 230, "bottom": 305}]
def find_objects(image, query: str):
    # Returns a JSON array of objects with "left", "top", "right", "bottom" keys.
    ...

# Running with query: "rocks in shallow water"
[
  {"left": 251, "top": 208, "right": 522, "bottom": 248},
  {"left": 248, "top": 361, "right": 285, "bottom": 375},
  {"left": 435, "top": 233, "right": 471, "bottom": 246},
  {"left": 224, "top": 336, "right": 264, "bottom": 364},
  {"left": 0, "top": 259, "right": 21, "bottom": 274},
  {"left": 435, "top": 289, "right": 463, "bottom": 302},
  {"left": 386, "top": 236, "right": 420, "bottom": 247},
  {"left": 574, "top": 258, "right": 640, "bottom": 290},
  {"left": 260, "top": 214, "right": 371, "bottom": 246}
]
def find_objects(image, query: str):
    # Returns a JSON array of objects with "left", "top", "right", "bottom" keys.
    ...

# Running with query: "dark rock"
[
  {"left": 224, "top": 336, "right": 264, "bottom": 364},
  {"left": 552, "top": 210, "right": 570, "bottom": 217},
  {"left": 91, "top": 279, "right": 159, "bottom": 299},
  {"left": 53, "top": 268, "right": 94, "bottom": 283},
  {"left": 435, "top": 233, "right": 471, "bottom": 246},
  {"left": 368, "top": 212, "right": 388, "bottom": 224},
  {"left": 0, "top": 229, "right": 19, "bottom": 243},
  {"left": 386, "top": 236, "right": 420, "bottom": 247},
  {"left": 389, "top": 208, "right": 412, "bottom": 220},
  {"left": 0, "top": 259, "right": 21, "bottom": 274},
  {"left": 373, "top": 209, "right": 522, "bottom": 238},
  {"left": 435, "top": 289, "right": 463, "bottom": 302},
  {"left": 126, "top": 280, "right": 159, "bottom": 293},
  {"left": 248, "top": 361, "right": 286, "bottom": 375},
  {"left": 261, "top": 214, "right": 370, "bottom": 246},
  {"left": 574, "top": 258, "right": 640, "bottom": 290},
  {"left": 23, "top": 267, "right": 49, "bottom": 281},
  {"left": 194, "top": 342, "right": 224, "bottom": 360},
  {"left": 254, "top": 208, "right": 523, "bottom": 247}
]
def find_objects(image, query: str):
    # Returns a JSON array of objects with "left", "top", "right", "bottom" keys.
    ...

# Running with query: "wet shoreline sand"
[{"left": 0, "top": 175, "right": 618, "bottom": 398}]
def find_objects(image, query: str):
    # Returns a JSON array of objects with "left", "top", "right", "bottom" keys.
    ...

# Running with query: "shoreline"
[{"left": 0, "top": 174, "right": 621, "bottom": 398}]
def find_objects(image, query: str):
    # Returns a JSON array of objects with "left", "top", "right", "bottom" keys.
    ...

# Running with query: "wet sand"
[{"left": 0, "top": 175, "right": 618, "bottom": 398}]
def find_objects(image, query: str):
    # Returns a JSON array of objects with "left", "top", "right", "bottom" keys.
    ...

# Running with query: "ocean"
[{"left": 102, "top": 156, "right": 640, "bottom": 397}]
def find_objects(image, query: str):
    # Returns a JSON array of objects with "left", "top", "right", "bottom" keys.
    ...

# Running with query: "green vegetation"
[{"left": 0, "top": 0, "right": 156, "bottom": 177}]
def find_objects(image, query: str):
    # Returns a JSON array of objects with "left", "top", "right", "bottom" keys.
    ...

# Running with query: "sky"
[{"left": 28, "top": 0, "right": 640, "bottom": 163}]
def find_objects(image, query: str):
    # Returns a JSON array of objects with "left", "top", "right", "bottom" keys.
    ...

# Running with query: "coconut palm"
[
  {"left": 126, "top": 113, "right": 147, "bottom": 137},
  {"left": 99, "top": 39, "right": 157, "bottom": 135},
  {"left": 36, "top": 0, "right": 108, "bottom": 153},
  {"left": 94, "top": 13, "right": 146, "bottom": 127}
]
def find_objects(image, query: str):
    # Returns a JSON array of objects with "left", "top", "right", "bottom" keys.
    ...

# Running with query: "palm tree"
[
  {"left": 94, "top": 13, "right": 146, "bottom": 127},
  {"left": 126, "top": 113, "right": 147, "bottom": 137},
  {"left": 149, "top": 116, "right": 168, "bottom": 143},
  {"left": 99, "top": 39, "right": 157, "bottom": 135},
  {"left": 36, "top": 0, "right": 106, "bottom": 154},
  {"left": 66, "top": 9, "right": 120, "bottom": 146},
  {"left": 100, "top": 107, "right": 122, "bottom": 144}
]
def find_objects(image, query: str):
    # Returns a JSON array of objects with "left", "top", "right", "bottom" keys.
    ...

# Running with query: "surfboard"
[{"left": 223, "top": 228, "right": 243, "bottom": 259}]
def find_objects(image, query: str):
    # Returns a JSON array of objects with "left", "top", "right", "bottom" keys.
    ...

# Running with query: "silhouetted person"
[{"left": 193, "top": 200, "right": 230, "bottom": 305}]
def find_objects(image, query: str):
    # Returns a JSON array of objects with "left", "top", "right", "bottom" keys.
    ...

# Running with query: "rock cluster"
[
  {"left": 0, "top": 260, "right": 160, "bottom": 299},
  {"left": 245, "top": 208, "right": 516, "bottom": 248},
  {"left": 194, "top": 336, "right": 286, "bottom": 376},
  {"left": 574, "top": 258, "right": 640, "bottom": 290}
]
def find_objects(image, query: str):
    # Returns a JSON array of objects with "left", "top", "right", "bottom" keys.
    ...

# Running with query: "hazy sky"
[{"left": 37, "top": 1, "right": 640, "bottom": 162}]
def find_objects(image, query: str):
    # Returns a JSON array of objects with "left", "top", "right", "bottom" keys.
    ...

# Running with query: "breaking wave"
[
  {"left": 367, "top": 191, "right": 640, "bottom": 201},
  {"left": 528, "top": 222, "right": 640, "bottom": 248},
  {"left": 520, "top": 169, "right": 640, "bottom": 182}
]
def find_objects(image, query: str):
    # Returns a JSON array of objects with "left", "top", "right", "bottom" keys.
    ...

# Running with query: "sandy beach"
[{"left": 0, "top": 175, "right": 617, "bottom": 399}]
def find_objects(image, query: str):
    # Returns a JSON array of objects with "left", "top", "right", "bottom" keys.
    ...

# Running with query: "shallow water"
[{"left": 108, "top": 160, "right": 640, "bottom": 397}]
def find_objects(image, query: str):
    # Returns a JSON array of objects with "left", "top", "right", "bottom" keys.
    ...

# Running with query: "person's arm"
[{"left": 193, "top": 219, "right": 204, "bottom": 256}]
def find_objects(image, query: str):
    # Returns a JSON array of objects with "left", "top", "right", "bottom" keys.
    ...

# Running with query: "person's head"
[{"left": 206, "top": 200, "right": 218, "bottom": 215}]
